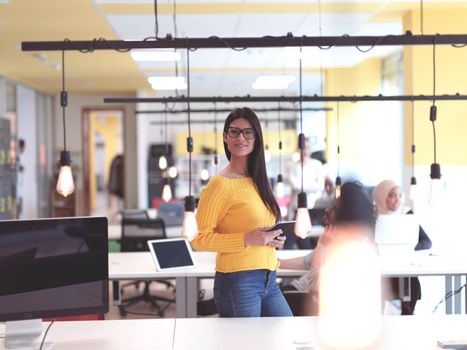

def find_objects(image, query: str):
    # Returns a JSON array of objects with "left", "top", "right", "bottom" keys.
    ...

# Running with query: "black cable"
[
  {"left": 411, "top": 99, "right": 415, "bottom": 177},
  {"left": 432, "top": 37, "right": 437, "bottom": 164},
  {"left": 433, "top": 38, "right": 436, "bottom": 106},
  {"left": 299, "top": 40, "right": 304, "bottom": 194},
  {"left": 39, "top": 320, "right": 55, "bottom": 350},
  {"left": 187, "top": 47, "right": 192, "bottom": 196},
  {"left": 208, "top": 35, "right": 248, "bottom": 51},
  {"left": 164, "top": 102, "right": 169, "bottom": 172},
  {"left": 336, "top": 101, "right": 340, "bottom": 176},
  {"left": 432, "top": 282, "right": 466, "bottom": 313},
  {"left": 213, "top": 101, "right": 218, "bottom": 161},
  {"left": 61, "top": 50, "right": 67, "bottom": 151},
  {"left": 154, "top": 0, "right": 159, "bottom": 39},
  {"left": 432, "top": 120, "right": 437, "bottom": 164},
  {"left": 278, "top": 101, "right": 282, "bottom": 175},
  {"left": 420, "top": 0, "right": 424, "bottom": 35},
  {"left": 172, "top": 0, "right": 179, "bottom": 97}
]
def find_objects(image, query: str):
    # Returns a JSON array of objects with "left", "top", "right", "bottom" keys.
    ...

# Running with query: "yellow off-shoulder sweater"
[{"left": 191, "top": 175, "right": 279, "bottom": 273}]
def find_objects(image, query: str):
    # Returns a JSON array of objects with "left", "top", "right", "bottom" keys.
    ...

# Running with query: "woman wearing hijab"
[{"left": 373, "top": 179, "right": 432, "bottom": 314}]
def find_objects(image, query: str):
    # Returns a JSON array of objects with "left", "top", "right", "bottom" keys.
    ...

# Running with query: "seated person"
[
  {"left": 279, "top": 181, "right": 377, "bottom": 314},
  {"left": 373, "top": 179, "right": 432, "bottom": 315},
  {"left": 314, "top": 177, "right": 335, "bottom": 209}
]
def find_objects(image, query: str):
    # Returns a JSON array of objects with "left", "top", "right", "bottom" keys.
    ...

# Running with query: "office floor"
[
  {"left": 105, "top": 280, "right": 177, "bottom": 320},
  {"left": 106, "top": 279, "right": 216, "bottom": 320}
]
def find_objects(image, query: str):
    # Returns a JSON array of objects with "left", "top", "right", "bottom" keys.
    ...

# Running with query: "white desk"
[
  {"left": 108, "top": 224, "right": 182, "bottom": 241},
  {"left": 0, "top": 319, "right": 175, "bottom": 350},
  {"left": 3, "top": 316, "right": 467, "bottom": 350},
  {"left": 109, "top": 250, "right": 467, "bottom": 318},
  {"left": 173, "top": 315, "right": 467, "bottom": 350}
]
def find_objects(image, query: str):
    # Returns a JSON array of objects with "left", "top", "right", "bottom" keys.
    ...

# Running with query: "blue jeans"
[{"left": 214, "top": 269, "right": 293, "bottom": 317}]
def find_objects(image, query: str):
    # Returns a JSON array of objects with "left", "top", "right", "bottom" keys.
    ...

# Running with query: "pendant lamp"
[{"left": 56, "top": 49, "right": 75, "bottom": 197}]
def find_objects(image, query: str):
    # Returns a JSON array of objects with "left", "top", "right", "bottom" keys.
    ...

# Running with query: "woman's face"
[
  {"left": 386, "top": 186, "right": 402, "bottom": 212},
  {"left": 224, "top": 118, "right": 255, "bottom": 159}
]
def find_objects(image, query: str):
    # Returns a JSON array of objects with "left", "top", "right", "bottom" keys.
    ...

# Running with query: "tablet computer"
[
  {"left": 147, "top": 238, "right": 196, "bottom": 271},
  {"left": 268, "top": 221, "right": 296, "bottom": 238}
]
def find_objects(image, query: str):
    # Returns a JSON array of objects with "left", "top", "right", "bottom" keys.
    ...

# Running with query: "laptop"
[
  {"left": 375, "top": 214, "right": 419, "bottom": 255},
  {"left": 147, "top": 238, "right": 196, "bottom": 271}
]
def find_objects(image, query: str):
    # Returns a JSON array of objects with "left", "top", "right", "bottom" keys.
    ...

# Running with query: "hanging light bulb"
[
  {"left": 429, "top": 163, "right": 442, "bottom": 206},
  {"left": 275, "top": 174, "right": 285, "bottom": 199},
  {"left": 56, "top": 49, "right": 75, "bottom": 198},
  {"left": 295, "top": 193, "right": 312, "bottom": 239},
  {"left": 158, "top": 155, "right": 168, "bottom": 170},
  {"left": 335, "top": 176, "right": 342, "bottom": 199},
  {"left": 162, "top": 178, "right": 172, "bottom": 202},
  {"left": 56, "top": 150, "right": 75, "bottom": 197},
  {"left": 168, "top": 166, "right": 178, "bottom": 178},
  {"left": 182, "top": 195, "right": 198, "bottom": 241},
  {"left": 200, "top": 168, "right": 209, "bottom": 181},
  {"left": 428, "top": 43, "right": 442, "bottom": 207},
  {"left": 182, "top": 48, "right": 198, "bottom": 241}
]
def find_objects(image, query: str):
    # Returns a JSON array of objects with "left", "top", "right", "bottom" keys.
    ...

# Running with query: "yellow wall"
[
  {"left": 324, "top": 58, "right": 384, "bottom": 164},
  {"left": 88, "top": 112, "right": 122, "bottom": 210},
  {"left": 175, "top": 129, "right": 298, "bottom": 156},
  {"left": 403, "top": 9, "right": 467, "bottom": 166}
]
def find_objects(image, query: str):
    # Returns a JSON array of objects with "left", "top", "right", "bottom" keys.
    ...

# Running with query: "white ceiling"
[{"left": 101, "top": 3, "right": 403, "bottom": 96}]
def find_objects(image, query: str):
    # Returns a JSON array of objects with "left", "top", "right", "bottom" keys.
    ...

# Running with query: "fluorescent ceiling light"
[
  {"left": 252, "top": 75, "right": 296, "bottom": 90},
  {"left": 131, "top": 50, "right": 181, "bottom": 62},
  {"left": 148, "top": 76, "right": 187, "bottom": 90}
]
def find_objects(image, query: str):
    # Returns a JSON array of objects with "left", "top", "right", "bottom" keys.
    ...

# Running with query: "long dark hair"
[{"left": 223, "top": 107, "right": 281, "bottom": 221}]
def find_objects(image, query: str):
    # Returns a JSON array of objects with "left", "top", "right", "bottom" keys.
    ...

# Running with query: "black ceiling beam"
[
  {"left": 104, "top": 94, "right": 467, "bottom": 104},
  {"left": 149, "top": 117, "right": 301, "bottom": 125},
  {"left": 21, "top": 33, "right": 467, "bottom": 51},
  {"left": 136, "top": 107, "right": 331, "bottom": 114}
]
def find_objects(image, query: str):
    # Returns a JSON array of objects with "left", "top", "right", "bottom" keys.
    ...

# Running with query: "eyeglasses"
[{"left": 227, "top": 127, "right": 255, "bottom": 140}]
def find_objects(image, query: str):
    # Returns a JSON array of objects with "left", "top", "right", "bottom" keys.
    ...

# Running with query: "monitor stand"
[{"left": 4, "top": 319, "right": 53, "bottom": 350}]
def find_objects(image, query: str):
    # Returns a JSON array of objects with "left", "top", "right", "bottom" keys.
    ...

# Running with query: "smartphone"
[{"left": 267, "top": 221, "right": 295, "bottom": 239}]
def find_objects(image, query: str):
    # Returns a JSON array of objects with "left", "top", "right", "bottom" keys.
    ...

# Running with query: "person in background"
[
  {"left": 279, "top": 181, "right": 378, "bottom": 314},
  {"left": 192, "top": 107, "right": 292, "bottom": 318},
  {"left": 284, "top": 137, "right": 325, "bottom": 249},
  {"left": 373, "top": 179, "right": 432, "bottom": 315},
  {"left": 314, "top": 177, "right": 335, "bottom": 209}
]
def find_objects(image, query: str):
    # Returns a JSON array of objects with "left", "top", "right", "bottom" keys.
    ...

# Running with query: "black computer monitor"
[{"left": 0, "top": 216, "right": 109, "bottom": 349}]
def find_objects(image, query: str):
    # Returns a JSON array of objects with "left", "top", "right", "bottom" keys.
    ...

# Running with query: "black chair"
[{"left": 119, "top": 210, "right": 175, "bottom": 316}]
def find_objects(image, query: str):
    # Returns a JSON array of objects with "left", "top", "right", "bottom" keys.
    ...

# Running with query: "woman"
[
  {"left": 373, "top": 179, "right": 432, "bottom": 315},
  {"left": 280, "top": 181, "right": 378, "bottom": 315},
  {"left": 192, "top": 107, "right": 292, "bottom": 317}
]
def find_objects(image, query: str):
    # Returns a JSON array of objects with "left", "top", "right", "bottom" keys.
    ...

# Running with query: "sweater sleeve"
[{"left": 191, "top": 177, "right": 246, "bottom": 253}]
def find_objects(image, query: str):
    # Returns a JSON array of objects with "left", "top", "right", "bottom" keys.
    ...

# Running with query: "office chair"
[
  {"left": 156, "top": 202, "right": 184, "bottom": 227},
  {"left": 119, "top": 210, "right": 175, "bottom": 316}
]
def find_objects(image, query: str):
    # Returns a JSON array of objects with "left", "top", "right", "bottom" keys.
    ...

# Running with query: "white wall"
[{"left": 16, "top": 85, "right": 38, "bottom": 219}]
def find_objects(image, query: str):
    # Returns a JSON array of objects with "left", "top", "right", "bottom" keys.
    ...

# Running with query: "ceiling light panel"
[{"left": 106, "top": 14, "right": 240, "bottom": 40}]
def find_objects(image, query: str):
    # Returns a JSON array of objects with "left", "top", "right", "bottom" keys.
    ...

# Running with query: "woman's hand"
[{"left": 244, "top": 227, "right": 285, "bottom": 248}]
